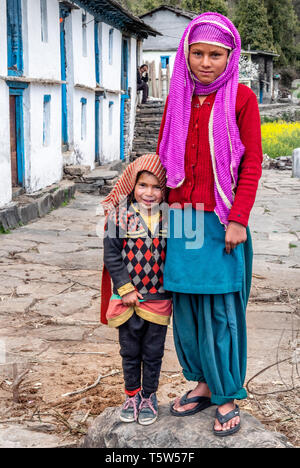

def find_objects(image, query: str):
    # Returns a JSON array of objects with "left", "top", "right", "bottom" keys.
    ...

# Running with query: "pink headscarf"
[{"left": 158, "top": 12, "right": 245, "bottom": 226}]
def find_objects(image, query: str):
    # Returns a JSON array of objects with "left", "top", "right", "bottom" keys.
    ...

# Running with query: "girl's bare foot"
[
  {"left": 214, "top": 401, "right": 240, "bottom": 433},
  {"left": 172, "top": 382, "right": 211, "bottom": 413}
]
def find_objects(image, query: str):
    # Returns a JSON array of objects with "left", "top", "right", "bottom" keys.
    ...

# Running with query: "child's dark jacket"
[{"left": 103, "top": 203, "right": 171, "bottom": 301}]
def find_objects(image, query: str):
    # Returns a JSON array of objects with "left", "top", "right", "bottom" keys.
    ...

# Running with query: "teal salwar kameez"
[{"left": 164, "top": 208, "right": 253, "bottom": 405}]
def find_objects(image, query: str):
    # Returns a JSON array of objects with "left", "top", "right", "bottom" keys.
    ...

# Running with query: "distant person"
[{"left": 137, "top": 64, "right": 149, "bottom": 104}]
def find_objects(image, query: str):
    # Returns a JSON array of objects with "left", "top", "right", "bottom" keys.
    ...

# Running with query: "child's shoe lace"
[
  {"left": 123, "top": 394, "right": 139, "bottom": 421},
  {"left": 139, "top": 394, "right": 157, "bottom": 415}
]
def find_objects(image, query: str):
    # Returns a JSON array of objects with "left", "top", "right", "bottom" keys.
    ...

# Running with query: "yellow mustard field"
[{"left": 261, "top": 121, "right": 300, "bottom": 158}]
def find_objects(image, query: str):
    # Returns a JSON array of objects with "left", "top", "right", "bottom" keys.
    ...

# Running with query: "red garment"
[{"left": 157, "top": 83, "right": 263, "bottom": 227}]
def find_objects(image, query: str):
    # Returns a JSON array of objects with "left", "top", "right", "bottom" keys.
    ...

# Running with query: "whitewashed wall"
[
  {"left": 101, "top": 23, "right": 122, "bottom": 91},
  {"left": 72, "top": 89, "right": 95, "bottom": 167},
  {"left": 143, "top": 50, "right": 177, "bottom": 80},
  {"left": 24, "top": 0, "right": 60, "bottom": 80},
  {"left": 0, "top": 0, "right": 12, "bottom": 207},
  {"left": 142, "top": 10, "right": 190, "bottom": 51},
  {"left": 72, "top": 9, "right": 95, "bottom": 89},
  {"left": 101, "top": 24, "right": 122, "bottom": 163},
  {"left": 70, "top": 8, "right": 96, "bottom": 168},
  {"left": 20, "top": 0, "right": 63, "bottom": 193},
  {"left": 101, "top": 94, "right": 120, "bottom": 163},
  {"left": 24, "top": 85, "right": 62, "bottom": 193}
]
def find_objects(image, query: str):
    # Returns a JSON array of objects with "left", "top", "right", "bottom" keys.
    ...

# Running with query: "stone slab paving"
[{"left": 0, "top": 169, "right": 299, "bottom": 447}]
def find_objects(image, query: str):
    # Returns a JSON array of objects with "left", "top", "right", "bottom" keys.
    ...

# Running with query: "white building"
[
  {"left": 0, "top": 0, "right": 157, "bottom": 208},
  {"left": 141, "top": 5, "right": 279, "bottom": 103},
  {"left": 140, "top": 5, "right": 196, "bottom": 84}
]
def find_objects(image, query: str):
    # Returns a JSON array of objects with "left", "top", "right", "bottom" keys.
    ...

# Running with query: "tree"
[
  {"left": 234, "top": 0, "right": 274, "bottom": 52},
  {"left": 264, "top": 0, "right": 299, "bottom": 66},
  {"left": 182, "top": 0, "right": 228, "bottom": 15}
]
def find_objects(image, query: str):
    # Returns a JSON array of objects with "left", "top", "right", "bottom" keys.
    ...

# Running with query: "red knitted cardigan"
[{"left": 157, "top": 83, "right": 263, "bottom": 227}]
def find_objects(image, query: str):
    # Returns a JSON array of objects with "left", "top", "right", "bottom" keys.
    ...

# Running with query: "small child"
[{"left": 100, "top": 154, "right": 172, "bottom": 425}]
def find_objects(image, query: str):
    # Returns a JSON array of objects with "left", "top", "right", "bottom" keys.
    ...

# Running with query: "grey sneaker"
[
  {"left": 138, "top": 393, "right": 158, "bottom": 425},
  {"left": 120, "top": 392, "right": 141, "bottom": 423}
]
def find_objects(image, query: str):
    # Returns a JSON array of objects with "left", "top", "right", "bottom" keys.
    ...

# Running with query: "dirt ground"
[
  {"left": 0, "top": 278, "right": 299, "bottom": 448},
  {"left": 0, "top": 173, "right": 299, "bottom": 448}
]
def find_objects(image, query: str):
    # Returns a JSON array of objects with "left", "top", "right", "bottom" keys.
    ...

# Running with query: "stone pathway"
[{"left": 0, "top": 169, "right": 299, "bottom": 447}]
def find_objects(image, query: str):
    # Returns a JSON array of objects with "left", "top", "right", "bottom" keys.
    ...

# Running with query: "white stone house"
[
  {"left": 0, "top": 0, "right": 157, "bottom": 208},
  {"left": 140, "top": 5, "right": 196, "bottom": 87}
]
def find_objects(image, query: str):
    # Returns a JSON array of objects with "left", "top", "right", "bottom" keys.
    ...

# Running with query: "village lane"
[{"left": 0, "top": 168, "right": 299, "bottom": 447}]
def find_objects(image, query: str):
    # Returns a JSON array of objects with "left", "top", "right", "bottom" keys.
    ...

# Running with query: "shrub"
[{"left": 261, "top": 120, "right": 300, "bottom": 158}]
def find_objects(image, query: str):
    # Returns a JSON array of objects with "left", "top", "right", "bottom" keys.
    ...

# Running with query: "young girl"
[
  {"left": 157, "top": 12, "right": 262, "bottom": 436},
  {"left": 100, "top": 154, "right": 172, "bottom": 426}
]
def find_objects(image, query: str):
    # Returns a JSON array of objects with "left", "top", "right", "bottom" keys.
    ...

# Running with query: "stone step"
[
  {"left": 137, "top": 101, "right": 163, "bottom": 108},
  {"left": 74, "top": 161, "right": 128, "bottom": 195},
  {"left": 134, "top": 127, "right": 160, "bottom": 134},
  {"left": 134, "top": 122, "right": 162, "bottom": 127},
  {"left": 134, "top": 128, "right": 161, "bottom": 135},
  {"left": 136, "top": 108, "right": 164, "bottom": 115},
  {"left": 132, "top": 142, "right": 157, "bottom": 148},
  {"left": 131, "top": 149, "right": 157, "bottom": 157},
  {"left": 133, "top": 137, "right": 158, "bottom": 145},
  {"left": 83, "top": 168, "right": 119, "bottom": 182},
  {"left": 135, "top": 116, "right": 164, "bottom": 123}
]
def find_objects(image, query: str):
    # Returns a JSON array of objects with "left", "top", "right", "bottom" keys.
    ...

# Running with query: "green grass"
[{"left": 0, "top": 224, "right": 11, "bottom": 234}]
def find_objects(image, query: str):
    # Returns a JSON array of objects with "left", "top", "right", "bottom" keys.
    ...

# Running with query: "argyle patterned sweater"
[{"left": 103, "top": 203, "right": 171, "bottom": 301}]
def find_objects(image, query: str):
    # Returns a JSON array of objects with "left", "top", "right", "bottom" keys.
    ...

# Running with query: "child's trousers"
[{"left": 118, "top": 312, "right": 167, "bottom": 395}]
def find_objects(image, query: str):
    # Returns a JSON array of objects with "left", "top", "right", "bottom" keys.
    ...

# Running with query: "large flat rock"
[{"left": 80, "top": 405, "right": 293, "bottom": 449}]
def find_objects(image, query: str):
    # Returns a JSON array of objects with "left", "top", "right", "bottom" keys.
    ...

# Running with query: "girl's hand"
[
  {"left": 121, "top": 290, "right": 143, "bottom": 307},
  {"left": 225, "top": 221, "right": 247, "bottom": 254}
]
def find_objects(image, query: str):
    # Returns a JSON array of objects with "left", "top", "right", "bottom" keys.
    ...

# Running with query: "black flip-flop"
[
  {"left": 170, "top": 391, "right": 212, "bottom": 417},
  {"left": 213, "top": 404, "right": 241, "bottom": 437}
]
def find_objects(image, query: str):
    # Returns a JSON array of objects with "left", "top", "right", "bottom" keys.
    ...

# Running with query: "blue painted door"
[
  {"left": 8, "top": 83, "right": 28, "bottom": 187},
  {"left": 259, "top": 82, "right": 264, "bottom": 104}
]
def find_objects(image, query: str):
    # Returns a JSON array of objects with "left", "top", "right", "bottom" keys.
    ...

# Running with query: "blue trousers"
[
  {"left": 164, "top": 209, "right": 253, "bottom": 406},
  {"left": 172, "top": 291, "right": 248, "bottom": 405}
]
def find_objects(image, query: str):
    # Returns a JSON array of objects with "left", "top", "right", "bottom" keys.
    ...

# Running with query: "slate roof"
[
  {"left": 140, "top": 5, "right": 197, "bottom": 21},
  {"left": 71, "top": 0, "right": 160, "bottom": 37}
]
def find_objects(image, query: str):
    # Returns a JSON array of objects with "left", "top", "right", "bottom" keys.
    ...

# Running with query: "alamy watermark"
[{"left": 96, "top": 200, "right": 205, "bottom": 250}]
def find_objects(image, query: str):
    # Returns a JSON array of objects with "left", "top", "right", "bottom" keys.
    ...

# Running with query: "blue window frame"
[
  {"left": 121, "top": 38, "right": 129, "bottom": 92},
  {"left": 43, "top": 95, "right": 51, "bottom": 146},
  {"left": 81, "top": 97, "right": 87, "bottom": 140},
  {"left": 40, "top": 0, "right": 48, "bottom": 42},
  {"left": 95, "top": 21, "right": 100, "bottom": 84},
  {"left": 109, "top": 101, "right": 114, "bottom": 135},
  {"left": 7, "top": 0, "right": 23, "bottom": 76},
  {"left": 95, "top": 94, "right": 101, "bottom": 162},
  {"left": 82, "top": 12, "right": 87, "bottom": 57},
  {"left": 160, "top": 56, "right": 170, "bottom": 69},
  {"left": 109, "top": 28, "right": 114, "bottom": 65}
]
